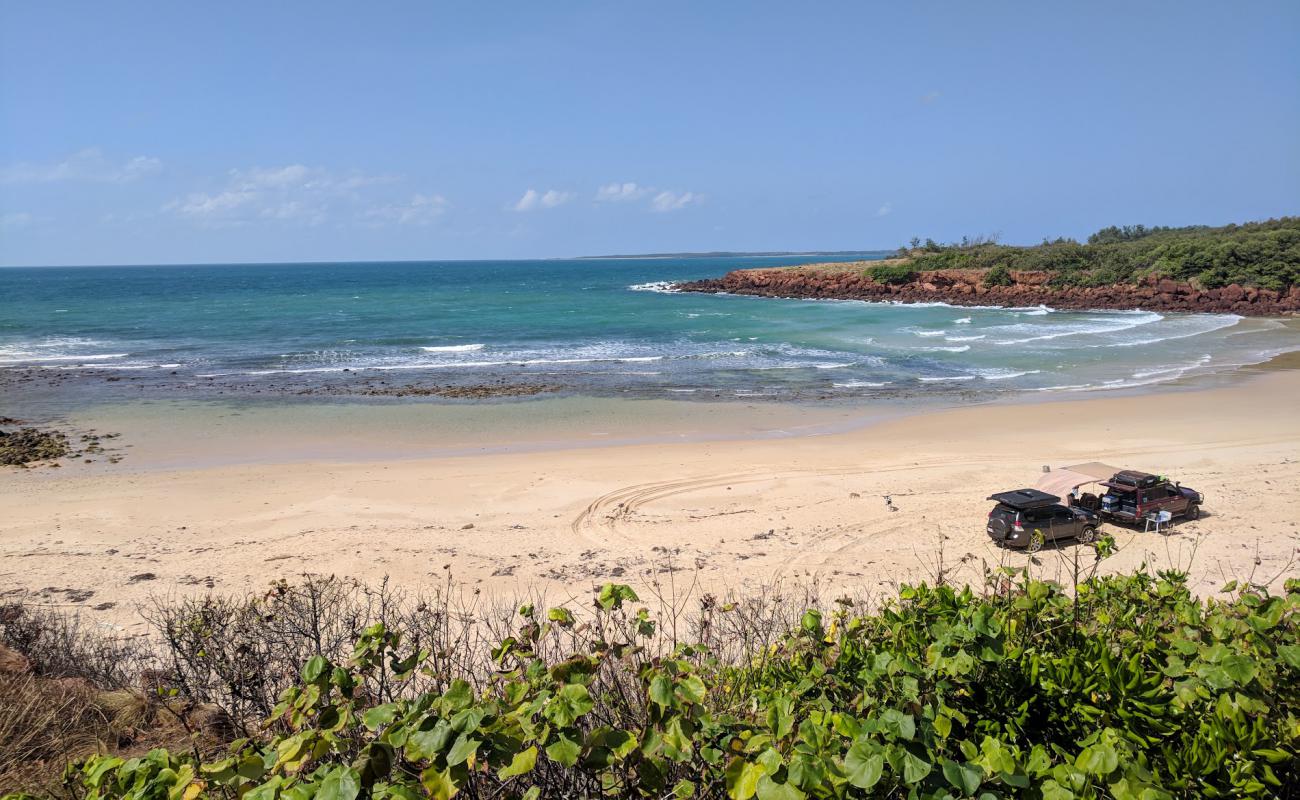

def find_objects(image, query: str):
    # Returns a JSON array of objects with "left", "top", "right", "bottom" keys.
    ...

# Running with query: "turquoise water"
[{"left": 1, "top": 258, "right": 1296, "bottom": 403}]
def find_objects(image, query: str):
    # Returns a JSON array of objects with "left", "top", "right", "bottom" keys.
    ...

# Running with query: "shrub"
[
  {"left": 49, "top": 570, "right": 1300, "bottom": 800},
  {"left": 868, "top": 264, "right": 919, "bottom": 285},
  {"left": 905, "top": 217, "right": 1300, "bottom": 291},
  {"left": 983, "top": 264, "right": 1013, "bottom": 287}
]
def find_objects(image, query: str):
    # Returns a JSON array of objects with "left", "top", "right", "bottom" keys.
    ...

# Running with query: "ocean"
[{"left": 2, "top": 257, "right": 1297, "bottom": 408}]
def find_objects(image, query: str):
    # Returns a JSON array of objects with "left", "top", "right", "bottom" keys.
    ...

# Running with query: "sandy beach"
[{"left": 4, "top": 361, "right": 1297, "bottom": 635}]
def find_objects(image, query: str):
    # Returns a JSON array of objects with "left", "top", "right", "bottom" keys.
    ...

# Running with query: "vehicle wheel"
[
  {"left": 1026, "top": 531, "right": 1044, "bottom": 554},
  {"left": 1077, "top": 525, "right": 1097, "bottom": 544},
  {"left": 1186, "top": 504, "right": 1200, "bottom": 520}
]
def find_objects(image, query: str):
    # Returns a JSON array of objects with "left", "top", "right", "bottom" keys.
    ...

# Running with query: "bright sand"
[{"left": 3, "top": 366, "right": 1298, "bottom": 634}]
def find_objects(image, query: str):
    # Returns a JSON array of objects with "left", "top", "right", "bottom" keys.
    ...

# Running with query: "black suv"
[{"left": 986, "top": 489, "right": 1100, "bottom": 551}]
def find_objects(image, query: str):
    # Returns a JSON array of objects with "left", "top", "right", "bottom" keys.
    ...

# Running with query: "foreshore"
[{"left": 3, "top": 358, "right": 1297, "bottom": 634}]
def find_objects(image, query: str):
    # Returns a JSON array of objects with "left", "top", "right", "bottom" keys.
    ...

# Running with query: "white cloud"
[
  {"left": 595, "top": 182, "right": 650, "bottom": 203},
  {"left": 597, "top": 182, "right": 701, "bottom": 212},
  {"left": 876, "top": 202, "right": 893, "bottom": 217},
  {"left": 0, "top": 212, "right": 36, "bottom": 230},
  {"left": 166, "top": 164, "right": 405, "bottom": 227},
  {"left": 513, "top": 188, "right": 573, "bottom": 212},
  {"left": 650, "top": 190, "right": 701, "bottom": 213},
  {"left": 363, "top": 194, "right": 449, "bottom": 226},
  {"left": 0, "top": 148, "right": 162, "bottom": 184}
]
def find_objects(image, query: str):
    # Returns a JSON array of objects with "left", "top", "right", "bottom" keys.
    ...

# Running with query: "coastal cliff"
[{"left": 675, "top": 264, "right": 1300, "bottom": 315}]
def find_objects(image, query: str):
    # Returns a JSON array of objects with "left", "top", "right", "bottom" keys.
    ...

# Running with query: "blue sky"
[{"left": 1, "top": 1, "right": 1297, "bottom": 266}]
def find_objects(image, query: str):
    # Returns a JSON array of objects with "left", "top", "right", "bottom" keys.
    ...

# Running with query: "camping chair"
[{"left": 1143, "top": 509, "right": 1172, "bottom": 534}]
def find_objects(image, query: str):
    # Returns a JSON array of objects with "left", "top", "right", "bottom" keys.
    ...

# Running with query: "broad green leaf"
[
  {"left": 649, "top": 675, "right": 674, "bottom": 708},
  {"left": 446, "top": 733, "right": 480, "bottom": 766},
  {"left": 942, "top": 759, "right": 982, "bottom": 795},
  {"left": 901, "top": 750, "right": 932, "bottom": 784},
  {"left": 1042, "top": 780, "right": 1075, "bottom": 800},
  {"left": 420, "top": 766, "right": 457, "bottom": 800},
  {"left": 843, "top": 742, "right": 884, "bottom": 789},
  {"left": 677, "top": 675, "right": 707, "bottom": 704},
  {"left": 757, "top": 775, "right": 807, "bottom": 800},
  {"left": 362, "top": 703, "right": 399, "bottom": 730},
  {"left": 301, "top": 655, "right": 329, "bottom": 684},
  {"left": 597, "top": 583, "right": 639, "bottom": 609},
  {"left": 497, "top": 746, "right": 537, "bottom": 779},
  {"left": 1277, "top": 645, "right": 1300, "bottom": 669},
  {"left": 407, "top": 721, "right": 453, "bottom": 761},
  {"left": 725, "top": 758, "right": 766, "bottom": 800},
  {"left": 1076, "top": 743, "right": 1118, "bottom": 776},
  {"left": 316, "top": 767, "right": 361, "bottom": 800},
  {"left": 547, "top": 735, "right": 581, "bottom": 767}
]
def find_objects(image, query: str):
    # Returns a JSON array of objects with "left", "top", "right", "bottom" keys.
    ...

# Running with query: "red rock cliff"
[{"left": 674, "top": 267, "right": 1299, "bottom": 316}]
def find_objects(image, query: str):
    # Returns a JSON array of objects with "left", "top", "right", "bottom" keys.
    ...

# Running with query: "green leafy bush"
[
  {"left": 983, "top": 264, "right": 1013, "bottom": 287},
  {"left": 909, "top": 217, "right": 1300, "bottom": 290},
  {"left": 46, "top": 570, "right": 1300, "bottom": 800},
  {"left": 868, "top": 264, "right": 919, "bottom": 285}
]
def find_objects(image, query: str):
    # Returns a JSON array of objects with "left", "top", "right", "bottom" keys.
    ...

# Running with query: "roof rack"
[{"left": 987, "top": 489, "right": 1060, "bottom": 510}]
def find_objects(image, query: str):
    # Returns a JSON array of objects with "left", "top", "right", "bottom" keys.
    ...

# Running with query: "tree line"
[{"left": 898, "top": 217, "right": 1300, "bottom": 291}]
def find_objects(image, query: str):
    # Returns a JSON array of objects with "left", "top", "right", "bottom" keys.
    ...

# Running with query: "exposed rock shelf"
[{"left": 675, "top": 265, "right": 1300, "bottom": 316}]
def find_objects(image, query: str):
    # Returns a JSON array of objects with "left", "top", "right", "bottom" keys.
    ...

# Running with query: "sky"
[{"left": 1, "top": 1, "right": 1298, "bottom": 266}]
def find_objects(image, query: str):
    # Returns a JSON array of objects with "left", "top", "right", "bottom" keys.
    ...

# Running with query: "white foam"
[
  {"left": 945, "top": 335, "right": 986, "bottom": 342},
  {"left": 628, "top": 281, "right": 679, "bottom": 293},
  {"left": 990, "top": 311, "right": 1162, "bottom": 345},
  {"left": 0, "top": 352, "right": 128, "bottom": 364},
  {"left": 911, "top": 328, "right": 947, "bottom": 338},
  {"left": 832, "top": 380, "right": 891, "bottom": 388},
  {"left": 953, "top": 317, "right": 972, "bottom": 324},
  {"left": 1087, "top": 315, "right": 1241, "bottom": 349},
  {"left": 916, "top": 345, "right": 971, "bottom": 353},
  {"left": 1131, "top": 354, "right": 1212, "bottom": 380},
  {"left": 421, "top": 343, "right": 485, "bottom": 353},
  {"left": 919, "top": 375, "right": 976, "bottom": 382},
  {"left": 975, "top": 368, "right": 1042, "bottom": 381}
]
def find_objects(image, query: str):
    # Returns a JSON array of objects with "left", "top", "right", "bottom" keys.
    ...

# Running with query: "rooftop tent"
[
  {"left": 987, "top": 488, "right": 1060, "bottom": 510},
  {"left": 1035, "top": 462, "right": 1124, "bottom": 499}
]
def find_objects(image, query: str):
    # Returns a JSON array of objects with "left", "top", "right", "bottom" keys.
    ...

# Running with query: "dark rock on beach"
[
  {"left": 0, "top": 426, "right": 71, "bottom": 466},
  {"left": 675, "top": 266, "right": 1300, "bottom": 316}
]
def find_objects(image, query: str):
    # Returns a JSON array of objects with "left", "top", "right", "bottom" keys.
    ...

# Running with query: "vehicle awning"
[{"left": 1035, "top": 462, "right": 1124, "bottom": 498}]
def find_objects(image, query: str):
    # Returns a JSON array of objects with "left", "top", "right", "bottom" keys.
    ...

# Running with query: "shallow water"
[{"left": 2, "top": 257, "right": 1297, "bottom": 403}]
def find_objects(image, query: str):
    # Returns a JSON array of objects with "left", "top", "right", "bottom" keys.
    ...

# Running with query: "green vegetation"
[
  {"left": 904, "top": 217, "right": 1300, "bottom": 291},
  {"left": 867, "top": 264, "right": 920, "bottom": 285},
  {"left": 16, "top": 566, "right": 1299, "bottom": 800},
  {"left": 982, "top": 264, "right": 1013, "bottom": 288}
]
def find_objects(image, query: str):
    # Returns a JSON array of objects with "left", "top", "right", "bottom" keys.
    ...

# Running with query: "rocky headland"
[{"left": 675, "top": 263, "right": 1300, "bottom": 316}]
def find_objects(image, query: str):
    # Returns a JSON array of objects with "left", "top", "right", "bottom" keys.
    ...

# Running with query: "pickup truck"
[{"left": 1098, "top": 470, "right": 1203, "bottom": 523}]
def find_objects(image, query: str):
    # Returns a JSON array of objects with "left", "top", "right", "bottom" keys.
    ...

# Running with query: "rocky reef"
[
  {"left": 0, "top": 419, "right": 124, "bottom": 467},
  {"left": 675, "top": 266, "right": 1300, "bottom": 315},
  {"left": 0, "top": 426, "right": 70, "bottom": 466}
]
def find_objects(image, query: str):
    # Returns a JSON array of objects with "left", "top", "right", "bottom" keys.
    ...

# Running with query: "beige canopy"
[{"left": 1035, "top": 462, "right": 1123, "bottom": 499}]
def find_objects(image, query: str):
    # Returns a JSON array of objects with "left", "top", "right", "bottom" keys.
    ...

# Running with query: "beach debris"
[
  {"left": 127, "top": 573, "right": 157, "bottom": 584},
  {"left": 849, "top": 492, "right": 861, "bottom": 499},
  {"left": 460, "top": 523, "right": 475, "bottom": 530}
]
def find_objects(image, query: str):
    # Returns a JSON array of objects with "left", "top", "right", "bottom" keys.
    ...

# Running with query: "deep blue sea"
[{"left": 2, "top": 257, "right": 1297, "bottom": 403}]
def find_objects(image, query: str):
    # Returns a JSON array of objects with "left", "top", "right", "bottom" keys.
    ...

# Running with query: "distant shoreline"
[{"left": 573, "top": 250, "right": 894, "bottom": 260}]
